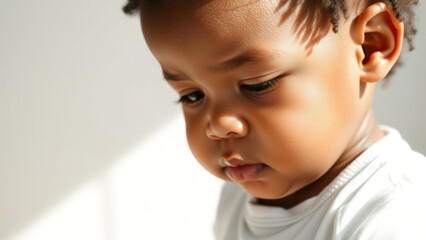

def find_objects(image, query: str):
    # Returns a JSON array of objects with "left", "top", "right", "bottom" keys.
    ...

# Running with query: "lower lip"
[{"left": 225, "top": 164, "right": 266, "bottom": 182}]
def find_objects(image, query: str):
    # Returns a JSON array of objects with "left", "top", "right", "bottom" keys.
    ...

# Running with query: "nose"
[{"left": 206, "top": 114, "right": 249, "bottom": 140}]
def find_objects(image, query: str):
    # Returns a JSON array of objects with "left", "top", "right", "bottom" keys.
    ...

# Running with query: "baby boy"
[{"left": 123, "top": 0, "right": 426, "bottom": 239}]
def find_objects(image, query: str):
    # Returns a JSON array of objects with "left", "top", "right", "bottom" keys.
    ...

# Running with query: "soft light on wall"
[{"left": 9, "top": 116, "right": 222, "bottom": 240}]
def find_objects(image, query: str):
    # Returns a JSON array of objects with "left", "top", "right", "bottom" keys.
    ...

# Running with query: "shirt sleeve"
[{"left": 349, "top": 190, "right": 426, "bottom": 240}]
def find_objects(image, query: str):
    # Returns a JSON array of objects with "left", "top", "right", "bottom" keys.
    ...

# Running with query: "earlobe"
[{"left": 351, "top": 2, "right": 404, "bottom": 83}]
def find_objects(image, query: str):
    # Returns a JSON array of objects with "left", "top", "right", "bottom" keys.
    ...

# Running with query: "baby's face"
[{"left": 142, "top": 0, "right": 372, "bottom": 199}]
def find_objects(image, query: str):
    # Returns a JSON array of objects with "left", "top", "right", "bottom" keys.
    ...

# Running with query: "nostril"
[{"left": 226, "top": 132, "right": 240, "bottom": 138}]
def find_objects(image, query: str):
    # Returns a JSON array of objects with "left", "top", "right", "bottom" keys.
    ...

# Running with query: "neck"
[{"left": 257, "top": 108, "right": 386, "bottom": 209}]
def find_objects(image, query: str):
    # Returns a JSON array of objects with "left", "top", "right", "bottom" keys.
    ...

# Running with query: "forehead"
[
  {"left": 141, "top": 0, "right": 281, "bottom": 40},
  {"left": 139, "top": 0, "right": 355, "bottom": 74},
  {"left": 141, "top": 1, "right": 294, "bottom": 64}
]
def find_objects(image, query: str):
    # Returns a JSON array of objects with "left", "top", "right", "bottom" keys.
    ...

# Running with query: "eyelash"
[
  {"left": 240, "top": 75, "right": 282, "bottom": 93},
  {"left": 176, "top": 75, "right": 283, "bottom": 104}
]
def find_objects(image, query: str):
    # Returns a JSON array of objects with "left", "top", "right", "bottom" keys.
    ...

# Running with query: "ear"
[{"left": 351, "top": 2, "right": 404, "bottom": 83}]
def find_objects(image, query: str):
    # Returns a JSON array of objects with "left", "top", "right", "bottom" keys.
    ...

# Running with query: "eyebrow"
[
  {"left": 213, "top": 49, "right": 283, "bottom": 71},
  {"left": 163, "top": 71, "right": 185, "bottom": 81},
  {"left": 163, "top": 48, "right": 285, "bottom": 81}
]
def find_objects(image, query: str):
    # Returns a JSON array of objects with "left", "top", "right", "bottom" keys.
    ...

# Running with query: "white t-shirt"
[{"left": 213, "top": 126, "right": 426, "bottom": 240}]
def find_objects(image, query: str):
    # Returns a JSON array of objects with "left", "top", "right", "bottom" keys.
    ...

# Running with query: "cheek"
[
  {"left": 185, "top": 115, "right": 206, "bottom": 161},
  {"left": 254, "top": 77, "right": 353, "bottom": 175},
  {"left": 259, "top": 109, "right": 339, "bottom": 177},
  {"left": 184, "top": 113, "right": 222, "bottom": 175}
]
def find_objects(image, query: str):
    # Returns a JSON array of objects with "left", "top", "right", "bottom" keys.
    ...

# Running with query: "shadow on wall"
[{"left": 0, "top": 0, "right": 180, "bottom": 239}]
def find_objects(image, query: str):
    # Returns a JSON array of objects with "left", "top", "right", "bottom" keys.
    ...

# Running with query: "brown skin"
[{"left": 140, "top": 1, "right": 403, "bottom": 208}]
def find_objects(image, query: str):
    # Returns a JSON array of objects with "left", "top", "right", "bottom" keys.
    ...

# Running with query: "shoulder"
[
  {"left": 361, "top": 126, "right": 426, "bottom": 192},
  {"left": 348, "top": 191, "right": 426, "bottom": 239},
  {"left": 336, "top": 131, "right": 426, "bottom": 239},
  {"left": 335, "top": 168, "right": 426, "bottom": 239}
]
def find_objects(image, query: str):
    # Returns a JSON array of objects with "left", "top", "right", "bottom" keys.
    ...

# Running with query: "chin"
[{"left": 241, "top": 182, "right": 295, "bottom": 200}]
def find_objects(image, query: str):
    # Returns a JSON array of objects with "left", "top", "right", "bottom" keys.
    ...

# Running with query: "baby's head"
[{"left": 124, "top": 0, "right": 417, "bottom": 207}]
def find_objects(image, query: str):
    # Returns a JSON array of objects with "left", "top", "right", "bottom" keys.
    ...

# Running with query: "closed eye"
[{"left": 240, "top": 75, "right": 283, "bottom": 93}]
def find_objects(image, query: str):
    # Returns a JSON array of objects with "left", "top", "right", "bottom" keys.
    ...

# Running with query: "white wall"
[
  {"left": 0, "top": 1, "right": 425, "bottom": 240},
  {"left": 373, "top": 7, "right": 426, "bottom": 154},
  {"left": 0, "top": 0, "right": 222, "bottom": 239}
]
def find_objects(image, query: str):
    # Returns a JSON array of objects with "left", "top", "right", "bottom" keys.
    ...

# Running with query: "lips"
[
  {"left": 225, "top": 164, "right": 266, "bottom": 181},
  {"left": 220, "top": 157, "right": 266, "bottom": 181}
]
